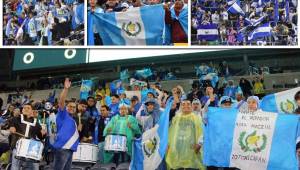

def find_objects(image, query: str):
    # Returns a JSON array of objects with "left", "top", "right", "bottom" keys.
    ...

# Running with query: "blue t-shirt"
[
  {"left": 109, "top": 103, "right": 120, "bottom": 117},
  {"left": 53, "top": 107, "right": 79, "bottom": 151}
]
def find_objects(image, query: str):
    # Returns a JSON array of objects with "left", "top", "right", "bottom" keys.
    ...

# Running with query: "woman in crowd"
[{"left": 103, "top": 103, "right": 141, "bottom": 166}]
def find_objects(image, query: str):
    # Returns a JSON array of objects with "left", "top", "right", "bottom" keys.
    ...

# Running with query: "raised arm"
[{"left": 58, "top": 78, "right": 71, "bottom": 110}]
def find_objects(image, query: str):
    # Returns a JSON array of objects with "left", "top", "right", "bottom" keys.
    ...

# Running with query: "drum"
[
  {"left": 15, "top": 138, "right": 44, "bottom": 161},
  {"left": 104, "top": 135, "right": 127, "bottom": 152},
  {"left": 72, "top": 143, "right": 99, "bottom": 163}
]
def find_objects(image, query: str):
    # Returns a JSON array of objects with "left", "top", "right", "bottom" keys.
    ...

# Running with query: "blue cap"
[{"left": 220, "top": 96, "right": 232, "bottom": 104}]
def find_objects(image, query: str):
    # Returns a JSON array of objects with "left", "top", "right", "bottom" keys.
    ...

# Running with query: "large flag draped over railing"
[
  {"left": 90, "top": 5, "right": 165, "bottom": 45},
  {"left": 203, "top": 107, "right": 299, "bottom": 170},
  {"left": 130, "top": 97, "right": 174, "bottom": 170}
]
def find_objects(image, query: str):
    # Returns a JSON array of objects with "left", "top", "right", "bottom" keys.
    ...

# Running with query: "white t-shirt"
[
  {"left": 221, "top": 11, "right": 228, "bottom": 21},
  {"left": 211, "top": 13, "right": 220, "bottom": 24}
]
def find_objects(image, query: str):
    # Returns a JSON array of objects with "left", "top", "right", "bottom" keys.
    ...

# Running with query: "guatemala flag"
[
  {"left": 227, "top": 0, "right": 245, "bottom": 16},
  {"left": 260, "top": 87, "right": 300, "bottom": 114},
  {"left": 197, "top": 23, "right": 219, "bottom": 41},
  {"left": 80, "top": 80, "right": 93, "bottom": 100},
  {"left": 204, "top": 107, "right": 299, "bottom": 170},
  {"left": 130, "top": 98, "right": 173, "bottom": 170},
  {"left": 92, "top": 4, "right": 165, "bottom": 45},
  {"left": 248, "top": 23, "right": 272, "bottom": 41}
]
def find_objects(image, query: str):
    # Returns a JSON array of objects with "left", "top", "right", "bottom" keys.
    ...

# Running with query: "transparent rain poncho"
[{"left": 166, "top": 112, "right": 205, "bottom": 170}]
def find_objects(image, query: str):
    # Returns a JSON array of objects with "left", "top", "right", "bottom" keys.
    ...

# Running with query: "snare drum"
[
  {"left": 104, "top": 135, "right": 127, "bottom": 152},
  {"left": 72, "top": 143, "right": 99, "bottom": 163},
  {"left": 15, "top": 138, "right": 44, "bottom": 161}
]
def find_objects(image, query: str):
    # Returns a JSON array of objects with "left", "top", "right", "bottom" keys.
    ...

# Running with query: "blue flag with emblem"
[
  {"left": 260, "top": 87, "right": 300, "bottom": 114},
  {"left": 130, "top": 97, "right": 173, "bottom": 170},
  {"left": 197, "top": 23, "right": 219, "bottom": 41},
  {"left": 80, "top": 80, "right": 93, "bottom": 100},
  {"left": 204, "top": 107, "right": 299, "bottom": 170},
  {"left": 91, "top": 4, "right": 165, "bottom": 45}
]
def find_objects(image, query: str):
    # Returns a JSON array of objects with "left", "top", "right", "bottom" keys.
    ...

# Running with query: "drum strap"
[
  {"left": 62, "top": 119, "right": 79, "bottom": 149},
  {"left": 21, "top": 114, "right": 37, "bottom": 138}
]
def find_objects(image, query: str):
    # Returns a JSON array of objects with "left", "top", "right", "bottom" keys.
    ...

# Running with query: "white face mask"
[{"left": 44, "top": 102, "right": 53, "bottom": 110}]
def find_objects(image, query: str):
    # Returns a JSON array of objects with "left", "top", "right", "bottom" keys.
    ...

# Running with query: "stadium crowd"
[
  {"left": 191, "top": 0, "right": 298, "bottom": 45},
  {"left": 3, "top": 0, "right": 84, "bottom": 46},
  {"left": 2, "top": 65, "right": 295, "bottom": 170}
]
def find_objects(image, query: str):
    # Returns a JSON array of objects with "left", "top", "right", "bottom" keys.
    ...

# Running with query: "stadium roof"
[{"left": 13, "top": 49, "right": 300, "bottom": 72}]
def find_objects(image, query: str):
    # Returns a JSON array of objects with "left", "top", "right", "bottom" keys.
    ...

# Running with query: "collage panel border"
[{"left": 0, "top": 0, "right": 299, "bottom": 48}]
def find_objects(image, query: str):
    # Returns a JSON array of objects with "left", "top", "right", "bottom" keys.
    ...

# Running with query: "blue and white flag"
[
  {"left": 248, "top": 23, "right": 272, "bottom": 41},
  {"left": 285, "top": 0, "right": 289, "bottom": 22},
  {"left": 227, "top": 1, "right": 245, "bottom": 16},
  {"left": 237, "top": 32, "right": 245, "bottom": 42},
  {"left": 291, "top": 0, "right": 297, "bottom": 7},
  {"left": 260, "top": 87, "right": 300, "bottom": 114},
  {"left": 197, "top": 23, "right": 219, "bottom": 41},
  {"left": 87, "top": 11, "right": 95, "bottom": 45},
  {"left": 245, "top": 15, "right": 265, "bottom": 27},
  {"left": 72, "top": 2, "right": 84, "bottom": 30},
  {"left": 135, "top": 68, "right": 152, "bottom": 79},
  {"left": 16, "top": 3, "right": 23, "bottom": 16},
  {"left": 80, "top": 80, "right": 93, "bottom": 100},
  {"left": 204, "top": 107, "right": 299, "bottom": 170},
  {"left": 171, "top": 6, "right": 188, "bottom": 36},
  {"left": 130, "top": 98, "right": 173, "bottom": 170},
  {"left": 5, "top": 19, "right": 12, "bottom": 37},
  {"left": 274, "top": 0, "right": 279, "bottom": 23},
  {"left": 92, "top": 4, "right": 165, "bottom": 45},
  {"left": 120, "top": 69, "right": 130, "bottom": 81},
  {"left": 110, "top": 79, "right": 124, "bottom": 95}
]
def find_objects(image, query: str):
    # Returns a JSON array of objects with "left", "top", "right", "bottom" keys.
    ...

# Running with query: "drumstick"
[
  {"left": 43, "top": 111, "right": 46, "bottom": 125},
  {"left": 78, "top": 113, "right": 82, "bottom": 125},
  {"left": 14, "top": 132, "right": 26, "bottom": 138}
]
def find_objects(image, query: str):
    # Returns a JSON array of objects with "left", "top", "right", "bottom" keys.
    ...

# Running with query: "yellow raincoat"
[{"left": 166, "top": 112, "right": 205, "bottom": 170}]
